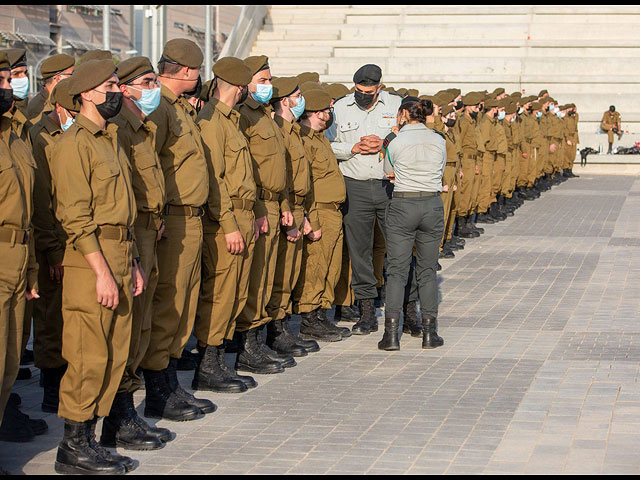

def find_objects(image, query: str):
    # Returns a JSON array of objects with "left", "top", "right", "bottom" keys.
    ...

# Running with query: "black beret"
[
  {"left": 271, "top": 77, "right": 299, "bottom": 100},
  {"left": 3, "top": 48, "right": 27, "bottom": 68},
  {"left": 353, "top": 64, "right": 382, "bottom": 86},
  {"left": 116, "top": 56, "right": 154, "bottom": 85},
  {"left": 212, "top": 57, "right": 252, "bottom": 86},
  {"left": 78, "top": 50, "right": 113, "bottom": 66},
  {"left": 244, "top": 55, "right": 270, "bottom": 76},
  {"left": 161, "top": 39, "right": 203, "bottom": 69},
  {"left": 51, "top": 78, "right": 80, "bottom": 112},
  {"left": 0, "top": 52, "right": 10, "bottom": 71},
  {"left": 303, "top": 89, "right": 331, "bottom": 112},
  {"left": 68, "top": 59, "right": 117, "bottom": 95},
  {"left": 41, "top": 54, "right": 75, "bottom": 79}
]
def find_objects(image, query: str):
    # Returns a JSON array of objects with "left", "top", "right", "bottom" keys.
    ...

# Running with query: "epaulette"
[
  {"left": 388, "top": 91, "right": 403, "bottom": 98},
  {"left": 382, "top": 132, "right": 397, "bottom": 148}
]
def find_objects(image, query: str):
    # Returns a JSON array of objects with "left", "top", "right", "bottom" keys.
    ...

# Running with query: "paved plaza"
[{"left": 3, "top": 174, "right": 640, "bottom": 475}]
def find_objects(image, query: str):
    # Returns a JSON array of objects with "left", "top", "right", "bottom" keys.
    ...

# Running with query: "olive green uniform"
[
  {"left": 491, "top": 120, "right": 508, "bottom": 202},
  {"left": 141, "top": 85, "right": 209, "bottom": 371},
  {"left": 455, "top": 113, "right": 479, "bottom": 218},
  {"left": 27, "top": 87, "right": 52, "bottom": 125},
  {"left": 195, "top": 98, "right": 256, "bottom": 346},
  {"left": 601, "top": 110, "right": 621, "bottom": 144},
  {"left": 441, "top": 126, "right": 461, "bottom": 244},
  {"left": 51, "top": 114, "right": 137, "bottom": 423},
  {"left": 477, "top": 114, "right": 498, "bottom": 214},
  {"left": 112, "top": 106, "right": 165, "bottom": 393}
]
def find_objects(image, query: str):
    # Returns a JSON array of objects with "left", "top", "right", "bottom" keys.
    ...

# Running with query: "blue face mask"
[
  {"left": 251, "top": 83, "right": 273, "bottom": 104},
  {"left": 497, "top": 111, "right": 506, "bottom": 121},
  {"left": 290, "top": 95, "right": 305, "bottom": 119},
  {"left": 131, "top": 86, "right": 161, "bottom": 116},
  {"left": 58, "top": 111, "right": 75, "bottom": 132},
  {"left": 11, "top": 76, "right": 29, "bottom": 100},
  {"left": 536, "top": 112, "right": 542, "bottom": 118}
]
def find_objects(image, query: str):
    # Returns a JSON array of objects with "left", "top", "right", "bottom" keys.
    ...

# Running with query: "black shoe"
[
  {"left": 402, "top": 301, "right": 422, "bottom": 337},
  {"left": 0, "top": 401, "right": 35, "bottom": 442},
  {"left": 214, "top": 344, "right": 257, "bottom": 389},
  {"left": 123, "top": 391, "right": 172, "bottom": 443},
  {"left": 257, "top": 324, "right": 296, "bottom": 368},
  {"left": 86, "top": 417, "right": 136, "bottom": 473},
  {"left": 318, "top": 308, "right": 351, "bottom": 338},
  {"left": 266, "top": 319, "right": 308, "bottom": 357},
  {"left": 457, "top": 216, "right": 476, "bottom": 238},
  {"left": 16, "top": 367, "right": 31, "bottom": 380},
  {"left": 167, "top": 358, "right": 217, "bottom": 413},
  {"left": 41, "top": 364, "right": 67, "bottom": 413},
  {"left": 439, "top": 247, "right": 455, "bottom": 259},
  {"left": 177, "top": 349, "right": 198, "bottom": 371},
  {"left": 235, "top": 329, "right": 286, "bottom": 374},
  {"left": 20, "top": 349, "right": 34, "bottom": 366},
  {"left": 422, "top": 316, "right": 444, "bottom": 349},
  {"left": 437, "top": 262, "right": 442, "bottom": 271},
  {"left": 142, "top": 368, "right": 204, "bottom": 422},
  {"left": 352, "top": 298, "right": 376, "bottom": 335},
  {"left": 55, "top": 419, "right": 127, "bottom": 475},
  {"left": 192, "top": 345, "right": 247, "bottom": 393},
  {"left": 334, "top": 304, "right": 360, "bottom": 323},
  {"left": 101, "top": 392, "right": 165, "bottom": 451},
  {"left": 469, "top": 216, "right": 484, "bottom": 235},
  {"left": 378, "top": 316, "right": 400, "bottom": 351},
  {"left": 444, "top": 239, "right": 460, "bottom": 251},
  {"left": 299, "top": 310, "right": 342, "bottom": 342},
  {"left": 282, "top": 315, "right": 320, "bottom": 352},
  {"left": 476, "top": 212, "right": 494, "bottom": 224}
]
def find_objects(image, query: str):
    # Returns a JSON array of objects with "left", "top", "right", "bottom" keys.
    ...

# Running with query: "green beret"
[
  {"left": 212, "top": 57, "right": 252, "bottom": 86},
  {"left": 68, "top": 59, "right": 117, "bottom": 95},
  {"left": 407, "top": 88, "right": 419, "bottom": 97},
  {"left": 304, "top": 89, "right": 331, "bottom": 112},
  {"left": 41, "top": 54, "right": 75, "bottom": 79},
  {"left": 531, "top": 102, "right": 543, "bottom": 110},
  {"left": 449, "top": 88, "right": 461, "bottom": 97},
  {"left": 271, "top": 77, "right": 299, "bottom": 100},
  {"left": 2, "top": 48, "right": 27, "bottom": 68},
  {"left": 437, "top": 91, "right": 456, "bottom": 105},
  {"left": 396, "top": 88, "right": 408, "bottom": 96},
  {"left": 504, "top": 103, "right": 518, "bottom": 115},
  {"left": 78, "top": 50, "right": 113, "bottom": 66},
  {"left": 511, "top": 91, "right": 522, "bottom": 98},
  {"left": 521, "top": 95, "right": 537, "bottom": 104},
  {"left": 498, "top": 97, "right": 511, "bottom": 108},
  {"left": 296, "top": 71, "right": 320, "bottom": 84},
  {"left": 244, "top": 55, "right": 269, "bottom": 76},
  {"left": 382, "top": 86, "right": 395, "bottom": 92},
  {"left": 161, "top": 39, "right": 203, "bottom": 69},
  {"left": 492, "top": 87, "right": 505, "bottom": 96},
  {"left": 300, "top": 81, "right": 322, "bottom": 93},
  {"left": 462, "top": 92, "right": 482, "bottom": 106},
  {"left": 545, "top": 97, "right": 556, "bottom": 104},
  {"left": 116, "top": 56, "right": 154, "bottom": 85},
  {"left": 569, "top": 103, "right": 576, "bottom": 109},
  {"left": 325, "top": 83, "right": 350, "bottom": 100},
  {"left": 484, "top": 98, "right": 499, "bottom": 109},
  {"left": 538, "top": 89, "right": 548, "bottom": 97},
  {"left": 0, "top": 52, "right": 10, "bottom": 71},
  {"left": 51, "top": 78, "right": 80, "bottom": 112},
  {"left": 440, "top": 104, "right": 454, "bottom": 116}
]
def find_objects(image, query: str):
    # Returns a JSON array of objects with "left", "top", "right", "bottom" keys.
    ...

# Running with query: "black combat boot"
[
  {"left": 378, "top": 316, "right": 400, "bottom": 351},
  {"left": 142, "top": 368, "right": 203, "bottom": 422},
  {"left": 55, "top": 419, "right": 126, "bottom": 475},
  {"left": 318, "top": 309, "right": 351, "bottom": 338},
  {"left": 422, "top": 316, "right": 444, "bottom": 349},
  {"left": 41, "top": 364, "right": 67, "bottom": 413},
  {"left": 235, "top": 329, "right": 285, "bottom": 374},
  {"left": 177, "top": 348, "right": 198, "bottom": 371},
  {"left": 489, "top": 202, "right": 504, "bottom": 221},
  {"left": 266, "top": 319, "right": 308, "bottom": 357},
  {"left": 101, "top": 392, "right": 165, "bottom": 451},
  {"left": 476, "top": 212, "right": 494, "bottom": 224},
  {"left": 257, "top": 324, "right": 296, "bottom": 368},
  {"left": 352, "top": 298, "right": 376, "bottom": 335},
  {"left": 444, "top": 238, "right": 460, "bottom": 251},
  {"left": 607, "top": 142, "right": 613, "bottom": 154},
  {"left": 86, "top": 417, "right": 135, "bottom": 472},
  {"left": 458, "top": 215, "right": 476, "bottom": 238},
  {"left": 299, "top": 309, "right": 342, "bottom": 342},
  {"left": 192, "top": 345, "right": 247, "bottom": 393},
  {"left": 282, "top": 315, "right": 319, "bottom": 352},
  {"left": 439, "top": 245, "right": 455, "bottom": 259},
  {"left": 215, "top": 344, "right": 258, "bottom": 389},
  {"left": 166, "top": 358, "right": 217, "bottom": 414},
  {"left": 402, "top": 301, "right": 422, "bottom": 337},
  {"left": 123, "top": 391, "right": 172, "bottom": 443},
  {"left": 0, "top": 394, "right": 47, "bottom": 441},
  {"left": 469, "top": 216, "right": 483, "bottom": 235},
  {"left": 334, "top": 304, "right": 360, "bottom": 323}
]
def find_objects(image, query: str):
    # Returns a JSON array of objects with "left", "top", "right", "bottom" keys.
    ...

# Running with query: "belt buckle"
[{"left": 197, "top": 206, "right": 205, "bottom": 217}]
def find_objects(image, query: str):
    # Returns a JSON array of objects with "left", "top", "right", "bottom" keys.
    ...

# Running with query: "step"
[
  {"left": 575, "top": 133, "right": 640, "bottom": 150},
  {"left": 574, "top": 153, "right": 640, "bottom": 164}
]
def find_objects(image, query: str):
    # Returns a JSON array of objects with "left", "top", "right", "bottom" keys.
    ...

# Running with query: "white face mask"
[{"left": 11, "top": 76, "right": 29, "bottom": 100}]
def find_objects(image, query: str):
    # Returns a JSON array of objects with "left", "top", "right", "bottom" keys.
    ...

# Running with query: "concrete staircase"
[{"left": 250, "top": 5, "right": 640, "bottom": 152}]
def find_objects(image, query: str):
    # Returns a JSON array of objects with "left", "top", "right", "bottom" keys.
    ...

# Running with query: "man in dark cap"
[
  {"left": 2, "top": 48, "right": 31, "bottom": 145},
  {"left": 234, "top": 55, "right": 295, "bottom": 374},
  {"left": 27, "top": 53, "right": 75, "bottom": 123},
  {"left": 50, "top": 58, "right": 142, "bottom": 474},
  {"left": 328, "top": 63, "right": 404, "bottom": 335},
  {"left": 140, "top": 38, "right": 216, "bottom": 421},
  {"left": 601, "top": 105, "right": 622, "bottom": 154}
]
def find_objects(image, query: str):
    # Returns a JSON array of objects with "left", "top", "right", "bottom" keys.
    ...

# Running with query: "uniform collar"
[
  {"left": 274, "top": 114, "right": 294, "bottom": 134},
  {"left": 400, "top": 123, "right": 427, "bottom": 132},
  {"left": 119, "top": 105, "right": 145, "bottom": 132},
  {"left": 345, "top": 89, "right": 387, "bottom": 109},
  {"left": 41, "top": 113, "right": 62, "bottom": 136},
  {"left": 245, "top": 96, "right": 263, "bottom": 111},
  {"left": 160, "top": 84, "right": 179, "bottom": 105},
  {"left": 75, "top": 113, "right": 110, "bottom": 137},
  {"left": 300, "top": 123, "right": 315, "bottom": 139}
]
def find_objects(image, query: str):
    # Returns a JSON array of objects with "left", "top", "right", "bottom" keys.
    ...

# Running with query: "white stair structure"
[{"left": 249, "top": 5, "right": 640, "bottom": 151}]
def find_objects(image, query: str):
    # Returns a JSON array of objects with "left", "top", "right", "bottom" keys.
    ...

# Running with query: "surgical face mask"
[
  {"left": 548, "top": 103, "right": 554, "bottom": 110},
  {"left": 289, "top": 95, "right": 305, "bottom": 119},
  {"left": 527, "top": 106, "right": 533, "bottom": 113},
  {"left": 11, "top": 76, "right": 29, "bottom": 100},
  {"left": 94, "top": 90, "right": 123, "bottom": 119},
  {"left": 0, "top": 88, "right": 12, "bottom": 114},
  {"left": 557, "top": 111, "right": 564, "bottom": 118},
  {"left": 354, "top": 90, "right": 376, "bottom": 109},
  {"left": 129, "top": 86, "right": 161, "bottom": 116},
  {"left": 497, "top": 111, "right": 505, "bottom": 121},
  {"left": 251, "top": 83, "right": 273, "bottom": 104},
  {"left": 553, "top": 107, "right": 560, "bottom": 115},
  {"left": 518, "top": 107, "right": 524, "bottom": 115},
  {"left": 58, "top": 110, "right": 75, "bottom": 132},
  {"left": 536, "top": 111, "right": 542, "bottom": 118}
]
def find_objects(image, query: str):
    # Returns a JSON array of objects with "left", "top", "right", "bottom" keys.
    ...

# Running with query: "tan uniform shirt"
[
  {"left": 236, "top": 97, "right": 290, "bottom": 218},
  {"left": 456, "top": 113, "right": 479, "bottom": 154},
  {"left": 29, "top": 113, "right": 66, "bottom": 266},
  {"left": 197, "top": 98, "right": 256, "bottom": 234},
  {"left": 27, "top": 87, "right": 52, "bottom": 124},
  {"left": 478, "top": 115, "right": 498, "bottom": 153},
  {"left": 601, "top": 110, "right": 621, "bottom": 129},
  {"left": 50, "top": 114, "right": 137, "bottom": 256},
  {"left": 112, "top": 106, "right": 165, "bottom": 216},
  {"left": 4, "top": 107, "right": 32, "bottom": 145},
  {"left": 300, "top": 125, "right": 346, "bottom": 231},
  {"left": 146, "top": 84, "right": 208, "bottom": 209}
]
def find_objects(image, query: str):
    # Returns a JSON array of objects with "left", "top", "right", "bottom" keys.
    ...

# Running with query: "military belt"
[
  {"left": 163, "top": 204, "right": 204, "bottom": 217},
  {"left": 392, "top": 191, "right": 439, "bottom": 198},
  {"left": 290, "top": 193, "right": 305, "bottom": 206},
  {"left": 257, "top": 187, "right": 279, "bottom": 202},
  {"left": 462, "top": 152, "right": 477, "bottom": 160},
  {"left": 96, "top": 225, "right": 133, "bottom": 242},
  {"left": 446, "top": 161, "right": 458, "bottom": 166},
  {"left": 0, "top": 227, "right": 30, "bottom": 246},
  {"left": 231, "top": 198, "right": 255, "bottom": 211},
  {"left": 315, "top": 201, "right": 342, "bottom": 211},
  {"left": 136, "top": 211, "right": 164, "bottom": 231}
]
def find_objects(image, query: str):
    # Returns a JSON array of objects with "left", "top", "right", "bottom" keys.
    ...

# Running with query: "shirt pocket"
[
  {"left": 250, "top": 126, "right": 277, "bottom": 157},
  {"left": 377, "top": 116, "right": 397, "bottom": 130},
  {"left": 93, "top": 161, "right": 121, "bottom": 206},
  {"left": 339, "top": 121, "right": 359, "bottom": 133}
]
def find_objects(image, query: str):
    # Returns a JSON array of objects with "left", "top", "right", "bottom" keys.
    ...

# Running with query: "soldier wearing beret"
[
  {"left": 601, "top": 105, "right": 621, "bottom": 154},
  {"left": 438, "top": 104, "right": 462, "bottom": 259},
  {"left": 293, "top": 89, "right": 348, "bottom": 342},
  {"left": 475, "top": 98, "right": 501, "bottom": 224},
  {"left": 234, "top": 55, "right": 295, "bottom": 373},
  {"left": 28, "top": 78, "right": 78, "bottom": 416},
  {"left": 0, "top": 51, "right": 40, "bottom": 453},
  {"left": 140, "top": 39, "right": 215, "bottom": 419},
  {"left": 27, "top": 53, "right": 75, "bottom": 124},
  {"left": 100, "top": 56, "right": 173, "bottom": 449},
  {"left": 1, "top": 49, "right": 31, "bottom": 146},
  {"left": 489, "top": 100, "right": 509, "bottom": 220},
  {"left": 499, "top": 102, "right": 521, "bottom": 215},
  {"left": 564, "top": 104, "right": 579, "bottom": 177},
  {"left": 520, "top": 99, "right": 543, "bottom": 199},
  {"left": 193, "top": 57, "right": 265, "bottom": 388},
  {"left": 50, "top": 58, "right": 142, "bottom": 474}
]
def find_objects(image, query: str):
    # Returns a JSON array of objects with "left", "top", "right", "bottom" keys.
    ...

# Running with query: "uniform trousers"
[
  {"left": 478, "top": 151, "right": 496, "bottom": 213},
  {"left": 33, "top": 250, "right": 64, "bottom": 369}
]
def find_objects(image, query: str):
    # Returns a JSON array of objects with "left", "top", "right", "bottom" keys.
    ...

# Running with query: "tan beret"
[
  {"left": 304, "top": 89, "right": 331, "bottom": 112},
  {"left": 271, "top": 76, "right": 299, "bottom": 100},
  {"left": 68, "top": 59, "right": 117, "bottom": 95},
  {"left": 538, "top": 89, "right": 548, "bottom": 97},
  {"left": 0, "top": 52, "right": 10, "bottom": 71},
  {"left": 440, "top": 104, "right": 454, "bottom": 116},
  {"left": 244, "top": 55, "right": 269, "bottom": 76},
  {"left": 300, "top": 80, "right": 322, "bottom": 93},
  {"left": 511, "top": 91, "right": 522, "bottom": 98},
  {"left": 325, "top": 83, "right": 350, "bottom": 100},
  {"left": 449, "top": 88, "right": 461, "bottom": 97},
  {"left": 437, "top": 91, "right": 456, "bottom": 105},
  {"left": 545, "top": 97, "right": 556, "bottom": 104},
  {"left": 504, "top": 103, "right": 518, "bottom": 115},
  {"left": 498, "top": 97, "right": 511, "bottom": 108},
  {"left": 531, "top": 102, "right": 543, "bottom": 110},
  {"left": 116, "top": 56, "right": 154, "bottom": 85},
  {"left": 51, "top": 77, "right": 80, "bottom": 112},
  {"left": 212, "top": 57, "right": 252, "bottom": 86},
  {"left": 484, "top": 98, "right": 499, "bottom": 109},
  {"left": 297, "top": 71, "right": 320, "bottom": 84},
  {"left": 462, "top": 92, "right": 483, "bottom": 106},
  {"left": 78, "top": 50, "right": 113, "bottom": 66},
  {"left": 407, "top": 88, "right": 419, "bottom": 97},
  {"left": 2, "top": 48, "right": 27, "bottom": 68},
  {"left": 41, "top": 54, "right": 75, "bottom": 79},
  {"left": 161, "top": 39, "right": 203, "bottom": 68},
  {"left": 492, "top": 87, "right": 505, "bottom": 96},
  {"left": 522, "top": 95, "right": 537, "bottom": 104},
  {"left": 396, "top": 88, "right": 408, "bottom": 96}
]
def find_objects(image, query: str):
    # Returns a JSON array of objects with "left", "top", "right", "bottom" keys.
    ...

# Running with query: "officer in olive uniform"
[
  {"left": 51, "top": 58, "right": 141, "bottom": 475},
  {"left": 27, "top": 54, "right": 75, "bottom": 124},
  {"left": 140, "top": 39, "right": 216, "bottom": 421},
  {"left": 476, "top": 98, "right": 499, "bottom": 223},
  {"left": 601, "top": 106, "right": 621, "bottom": 154},
  {"left": 194, "top": 57, "right": 264, "bottom": 388}
]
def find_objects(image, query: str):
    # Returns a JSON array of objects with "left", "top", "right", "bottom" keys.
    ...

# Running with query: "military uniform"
[
  {"left": 27, "top": 53, "right": 75, "bottom": 125},
  {"left": 601, "top": 109, "right": 621, "bottom": 147},
  {"left": 476, "top": 107, "right": 498, "bottom": 217}
]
